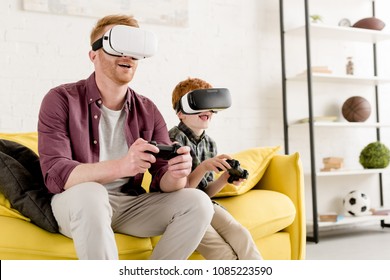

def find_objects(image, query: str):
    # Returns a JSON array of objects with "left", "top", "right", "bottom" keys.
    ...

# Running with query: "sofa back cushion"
[
  {"left": 0, "top": 132, "right": 38, "bottom": 154},
  {"left": 213, "top": 146, "right": 281, "bottom": 197}
]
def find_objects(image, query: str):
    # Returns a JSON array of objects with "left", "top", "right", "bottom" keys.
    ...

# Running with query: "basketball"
[{"left": 342, "top": 96, "right": 371, "bottom": 122}]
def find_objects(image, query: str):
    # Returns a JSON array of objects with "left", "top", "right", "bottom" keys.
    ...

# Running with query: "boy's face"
[{"left": 179, "top": 111, "right": 215, "bottom": 136}]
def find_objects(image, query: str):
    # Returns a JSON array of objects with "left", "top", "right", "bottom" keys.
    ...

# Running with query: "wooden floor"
[{"left": 305, "top": 223, "right": 390, "bottom": 259}]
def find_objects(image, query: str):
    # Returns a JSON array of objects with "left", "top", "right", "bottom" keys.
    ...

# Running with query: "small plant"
[
  {"left": 310, "top": 14, "right": 323, "bottom": 23},
  {"left": 359, "top": 141, "right": 390, "bottom": 169}
]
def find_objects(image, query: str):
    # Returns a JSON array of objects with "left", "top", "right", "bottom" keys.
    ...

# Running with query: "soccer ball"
[{"left": 342, "top": 190, "right": 371, "bottom": 216}]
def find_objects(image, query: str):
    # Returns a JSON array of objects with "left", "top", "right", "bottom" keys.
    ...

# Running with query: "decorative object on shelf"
[
  {"left": 352, "top": 17, "right": 385, "bottom": 31},
  {"left": 321, "top": 157, "right": 344, "bottom": 171},
  {"left": 341, "top": 96, "right": 371, "bottom": 122},
  {"left": 298, "top": 116, "right": 337, "bottom": 123},
  {"left": 310, "top": 14, "right": 323, "bottom": 23},
  {"left": 359, "top": 141, "right": 390, "bottom": 169},
  {"left": 343, "top": 190, "right": 371, "bottom": 216},
  {"left": 338, "top": 18, "right": 351, "bottom": 27},
  {"left": 346, "top": 56, "right": 354, "bottom": 75}
]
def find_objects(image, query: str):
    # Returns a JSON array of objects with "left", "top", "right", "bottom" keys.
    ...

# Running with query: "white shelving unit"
[
  {"left": 290, "top": 72, "right": 390, "bottom": 85},
  {"left": 316, "top": 168, "right": 390, "bottom": 177},
  {"left": 292, "top": 122, "right": 390, "bottom": 128},
  {"left": 307, "top": 214, "right": 390, "bottom": 232},
  {"left": 287, "top": 23, "right": 390, "bottom": 43},
  {"left": 279, "top": 0, "right": 390, "bottom": 242}
]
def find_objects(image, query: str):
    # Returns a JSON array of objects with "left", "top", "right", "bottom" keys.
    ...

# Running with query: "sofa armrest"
[{"left": 253, "top": 152, "right": 306, "bottom": 260}]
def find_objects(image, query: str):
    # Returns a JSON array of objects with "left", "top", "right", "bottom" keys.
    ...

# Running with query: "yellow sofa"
[{"left": 0, "top": 132, "right": 305, "bottom": 260}]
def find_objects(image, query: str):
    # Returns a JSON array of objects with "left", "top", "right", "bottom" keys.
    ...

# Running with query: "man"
[{"left": 38, "top": 14, "right": 213, "bottom": 260}]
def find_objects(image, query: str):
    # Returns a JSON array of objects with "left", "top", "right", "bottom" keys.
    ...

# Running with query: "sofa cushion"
[
  {"left": 0, "top": 139, "right": 58, "bottom": 233},
  {"left": 214, "top": 146, "right": 281, "bottom": 197},
  {"left": 256, "top": 232, "right": 292, "bottom": 260},
  {"left": 0, "top": 216, "right": 152, "bottom": 260},
  {"left": 214, "top": 189, "right": 296, "bottom": 238}
]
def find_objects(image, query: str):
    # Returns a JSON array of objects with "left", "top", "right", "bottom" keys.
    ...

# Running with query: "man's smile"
[{"left": 118, "top": 63, "right": 131, "bottom": 68}]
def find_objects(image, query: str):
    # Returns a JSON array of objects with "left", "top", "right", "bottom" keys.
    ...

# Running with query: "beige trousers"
[
  {"left": 51, "top": 182, "right": 214, "bottom": 260},
  {"left": 196, "top": 203, "right": 263, "bottom": 260}
]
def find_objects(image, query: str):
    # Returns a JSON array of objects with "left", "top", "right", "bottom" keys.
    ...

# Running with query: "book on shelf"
[
  {"left": 311, "top": 66, "right": 333, "bottom": 74},
  {"left": 323, "top": 157, "right": 343, "bottom": 164},
  {"left": 319, "top": 213, "right": 344, "bottom": 222},
  {"left": 371, "top": 209, "right": 390, "bottom": 216},
  {"left": 302, "top": 66, "right": 333, "bottom": 75},
  {"left": 321, "top": 157, "right": 344, "bottom": 171}
]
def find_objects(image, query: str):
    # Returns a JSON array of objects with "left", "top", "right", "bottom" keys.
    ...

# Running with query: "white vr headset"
[
  {"left": 176, "top": 88, "right": 232, "bottom": 115},
  {"left": 92, "top": 25, "right": 158, "bottom": 60}
]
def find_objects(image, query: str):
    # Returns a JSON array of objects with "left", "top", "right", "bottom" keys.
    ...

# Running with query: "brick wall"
[{"left": 0, "top": 0, "right": 284, "bottom": 154}]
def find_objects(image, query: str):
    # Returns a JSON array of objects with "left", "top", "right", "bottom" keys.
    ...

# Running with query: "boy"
[{"left": 169, "top": 77, "right": 262, "bottom": 260}]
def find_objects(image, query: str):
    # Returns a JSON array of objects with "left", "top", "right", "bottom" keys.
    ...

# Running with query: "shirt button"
[
  {"left": 89, "top": 98, "right": 93, "bottom": 102},
  {"left": 94, "top": 115, "right": 98, "bottom": 119},
  {"left": 98, "top": 100, "right": 102, "bottom": 104},
  {"left": 93, "top": 140, "right": 98, "bottom": 144}
]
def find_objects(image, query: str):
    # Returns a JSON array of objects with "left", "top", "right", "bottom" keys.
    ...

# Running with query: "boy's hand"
[
  {"left": 217, "top": 170, "right": 246, "bottom": 185},
  {"left": 200, "top": 154, "right": 232, "bottom": 173},
  {"left": 230, "top": 177, "right": 246, "bottom": 186}
]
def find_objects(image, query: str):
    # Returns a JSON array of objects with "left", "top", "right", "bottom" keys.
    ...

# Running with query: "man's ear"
[{"left": 89, "top": 50, "right": 97, "bottom": 62}]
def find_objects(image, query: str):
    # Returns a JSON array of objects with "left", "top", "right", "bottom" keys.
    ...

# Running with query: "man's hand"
[
  {"left": 64, "top": 138, "right": 159, "bottom": 189},
  {"left": 166, "top": 145, "right": 193, "bottom": 178},
  {"left": 120, "top": 138, "right": 159, "bottom": 177},
  {"left": 159, "top": 145, "right": 194, "bottom": 192}
]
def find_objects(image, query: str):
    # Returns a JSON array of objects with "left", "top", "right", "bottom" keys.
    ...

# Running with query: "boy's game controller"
[
  {"left": 223, "top": 159, "right": 249, "bottom": 183},
  {"left": 147, "top": 141, "right": 181, "bottom": 160}
]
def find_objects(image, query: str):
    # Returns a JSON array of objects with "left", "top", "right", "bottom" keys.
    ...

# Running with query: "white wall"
[
  {"left": 0, "top": 0, "right": 284, "bottom": 154},
  {"left": 2, "top": 0, "right": 390, "bottom": 224}
]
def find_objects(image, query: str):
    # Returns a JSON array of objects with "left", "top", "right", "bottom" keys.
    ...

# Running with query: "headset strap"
[{"left": 91, "top": 37, "right": 103, "bottom": 51}]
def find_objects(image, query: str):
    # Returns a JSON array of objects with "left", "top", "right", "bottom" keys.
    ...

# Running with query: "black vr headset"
[
  {"left": 92, "top": 25, "right": 158, "bottom": 60},
  {"left": 175, "top": 88, "right": 232, "bottom": 114}
]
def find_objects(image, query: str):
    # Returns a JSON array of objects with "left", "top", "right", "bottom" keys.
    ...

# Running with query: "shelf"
[
  {"left": 307, "top": 214, "right": 389, "bottom": 229},
  {"left": 289, "top": 72, "right": 390, "bottom": 85},
  {"left": 316, "top": 168, "right": 390, "bottom": 177},
  {"left": 280, "top": 0, "right": 390, "bottom": 242},
  {"left": 286, "top": 24, "right": 390, "bottom": 43},
  {"left": 290, "top": 122, "right": 390, "bottom": 128}
]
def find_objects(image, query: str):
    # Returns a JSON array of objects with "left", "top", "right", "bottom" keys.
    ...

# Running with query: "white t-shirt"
[{"left": 99, "top": 104, "right": 129, "bottom": 194}]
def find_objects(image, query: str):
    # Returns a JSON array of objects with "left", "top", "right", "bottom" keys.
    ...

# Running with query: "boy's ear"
[{"left": 177, "top": 111, "right": 185, "bottom": 120}]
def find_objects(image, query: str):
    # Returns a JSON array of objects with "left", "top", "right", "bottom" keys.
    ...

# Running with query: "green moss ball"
[{"left": 359, "top": 142, "right": 390, "bottom": 169}]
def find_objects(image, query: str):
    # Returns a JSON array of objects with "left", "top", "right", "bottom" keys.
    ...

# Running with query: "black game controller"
[
  {"left": 224, "top": 159, "right": 249, "bottom": 183},
  {"left": 147, "top": 141, "right": 181, "bottom": 160}
]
